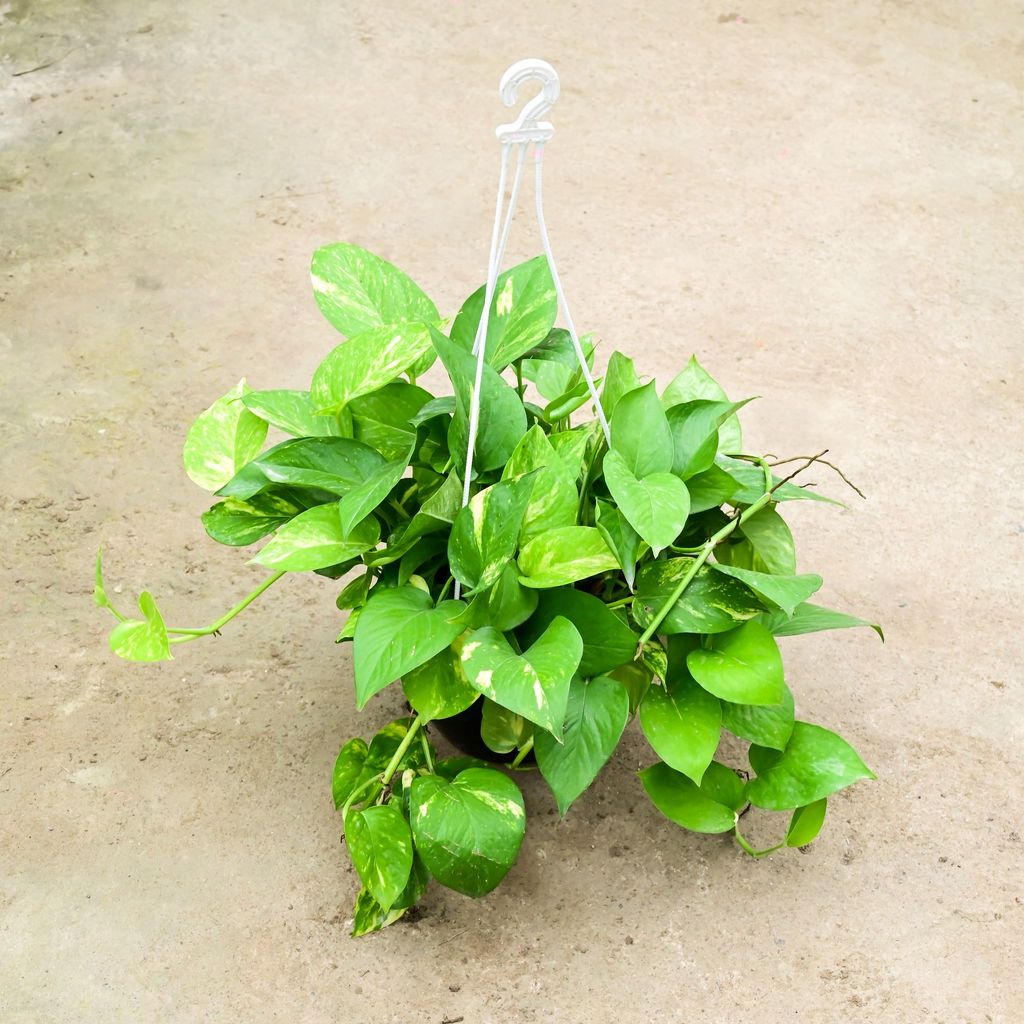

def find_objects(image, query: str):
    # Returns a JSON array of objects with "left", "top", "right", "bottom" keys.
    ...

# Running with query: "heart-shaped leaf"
[
  {"left": 109, "top": 591, "right": 172, "bottom": 663},
  {"left": 594, "top": 498, "right": 643, "bottom": 589},
  {"left": 481, "top": 700, "right": 533, "bottom": 754},
  {"left": 709, "top": 563, "right": 822, "bottom": 617},
  {"left": 610, "top": 381, "right": 673, "bottom": 477},
  {"left": 685, "top": 464, "right": 740, "bottom": 513},
  {"left": 448, "top": 475, "right": 535, "bottom": 593},
  {"left": 501, "top": 427, "right": 578, "bottom": 544},
  {"left": 182, "top": 380, "right": 269, "bottom": 492},
  {"left": 481, "top": 563, "right": 538, "bottom": 632},
  {"left": 746, "top": 722, "right": 874, "bottom": 810},
  {"left": 217, "top": 436, "right": 385, "bottom": 500},
  {"left": 332, "top": 737, "right": 369, "bottom": 809},
  {"left": 460, "top": 617, "right": 583, "bottom": 737},
  {"left": 352, "top": 587, "right": 468, "bottom": 708},
  {"left": 516, "top": 587, "right": 638, "bottom": 677},
  {"left": 450, "top": 256, "right": 557, "bottom": 370},
  {"left": 786, "top": 799, "right": 828, "bottom": 847},
  {"left": 311, "top": 242, "right": 438, "bottom": 337},
  {"left": 536, "top": 675, "right": 630, "bottom": 814},
  {"left": 402, "top": 642, "right": 478, "bottom": 721},
  {"left": 639, "top": 760, "right": 742, "bottom": 834},
  {"left": 338, "top": 455, "right": 410, "bottom": 538},
  {"left": 760, "top": 602, "right": 884, "bottom": 641},
  {"left": 431, "top": 328, "right": 527, "bottom": 473},
  {"left": 520, "top": 329, "right": 595, "bottom": 401},
  {"left": 664, "top": 399, "right": 752, "bottom": 479},
  {"left": 632, "top": 559, "right": 766, "bottom": 634},
  {"left": 721, "top": 683, "right": 795, "bottom": 751},
  {"left": 687, "top": 621, "right": 784, "bottom": 705},
  {"left": 661, "top": 356, "right": 742, "bottom": 453},
  {"left": 202, "top": 490, "right": 305, "bottom": 547},
  {"left": 345, "top": 803, "right": 414, "bottom": 912},
  {"left": 252, "top": 503, "right": 380, "bottom": 572},
  {"left": 639, "top": 672, "right": 721, "bottom": 785},
  {"left": 311, "top": 323, "right": 434, "bottom": 414},
  {"left": 603, "top": 450, "right": 690, "bottom": 555},
  {"left": 241, "top": 389, "right": 342, "bottom": 438},
  {"left": 599, "top": 351, "right": 643, "bottom": 418},
  {"left": 738, "top": 507, "right": 796, "bottom": 575},
  {"left": 410, "top": 767, "right": 526, "bottom": 896},
  {"left": 348, "top": 382, "right": 433, "bottom": 461},
  {"left": 518, "top": 527, "right": 618, "bottom": 589}
]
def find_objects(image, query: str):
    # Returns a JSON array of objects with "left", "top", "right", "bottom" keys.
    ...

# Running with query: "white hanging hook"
[{"left": 496, "top": 58, "right": 559, "bottom": 144}]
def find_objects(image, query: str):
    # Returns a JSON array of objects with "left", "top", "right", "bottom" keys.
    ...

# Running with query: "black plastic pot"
[{"left": 429, "top": 702, "right": 534, "bottom": 765}]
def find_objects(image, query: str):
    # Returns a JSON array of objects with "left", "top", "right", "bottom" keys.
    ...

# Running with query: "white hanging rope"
[
  {"left": 454, "top": 61, "right": 610, "bottom": 599},
  {"left": 533, "top": 142, "right": 611, "bottom": 446}
]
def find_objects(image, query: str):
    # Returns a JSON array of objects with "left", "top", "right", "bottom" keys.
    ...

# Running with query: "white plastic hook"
[{"left": 496, "top": 58, "right": 560, "bottom": 143}]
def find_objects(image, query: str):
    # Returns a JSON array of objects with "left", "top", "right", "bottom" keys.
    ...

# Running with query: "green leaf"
[
  {"left": 746, "top": 722, "right": 874, "bottom": 810},
  {"left": 536, "top": 675, "right": 630, "bottom": 814},
  {"left": 520, "top": 329, "right": 594, "bottom": 401},
  {"left": 603, "top": 450, "right": 690, "bottom": 555},
  {"left": 517, "top": 587, "right": 638, "bottom": 677},
  {"left": 350, "top": 886, "right": 407, "bottom": 937},
  {"left": 459, "top": 617, "right": 583, "bottom": 737},
  {"left": 518, "top": 527, "right": 618, "bottom": 589},
  {"left": 202, "top": 491, "right": 305, "bottom": 547},
  {"left": 738, "top": 507, "right": 797, "bottom": 575},
  {"left": 336, "top": 572, "right": 371, "bottom": 610},
  {"left": 482, "top": 563, "right": 538, "bottom": 632},
  {"left": 348, "top": 382, "right": 433, "bottom": 461},
  {"left": 716, "top": 457, "right": 841, "bottom": 505},
  {"left": 543, "top": 374, "right": 603, "bottom": 422},
  {"left": 721, "top": 683, "right": 795, "bottom": 751},
  {"left": 345, "top": 803, "right": 414, "bottom": 912},
  {"left": 402, "top": 642, "right": 479, "bottom": 721},
  {"left": 448, "top": 475, "right": 535, "bottom": 593},
  {"left": 251, "top": 503, "right": 379, "bottom": 571},
  {"left": 332, "top": 737, "right": 369, "bottom": 808},
  {"left": 501, "top": 427, "right": 578, "bottom": 544},
  {"left": 786, "top": 799, "right": 828, "bottom": 847},
  {"left": 431, "top": 327, "right": 527, "bottom": 473},
  {"left": 594, "top": 498, "right": 643, "bottom": 589},
  {"left": 410, "top": 768, "right": 526, "bottom": 896},
  {"left": 481, "top": 700, "right": 532, "bottom": 754},
  {"left": 109, "top": 591, "right": 172, "bottom": 662},
  {"left": 599, "top": 351, "right": 643, "bottom": 418},
  {"left": 450, "top": 256, "right": 557, "bottom": 370},
  {"left": 747, "top": 742, "right": 781, "bottom": 776},
  {"left": 241, "top": 389, "right": 342, "bottom": 437},
  {"left": 632, "top": 559, "right": 766, "bottom": 634},
  {"left": 760, "top": 602, "right": 884, "bottom": 641},
  {"left": 639, "top": 761, "right": 738, "bottom": 834},
  {"left": 665, "top": 399, "right": 752, "bottom": 479},
  {"left": 182, "top": 380, "right": 269, "bottom": 492},
  {"left": 710, "top": 563, "right": 822, "bottom": 616},
  {"left": 608, "top": 661, "right": 653, "bottom": 714},
  {"left": 700, "top": 760, "right": 747, "bottom": 812},
  {"left": 363, "top": 718, "right": 432, "bottom": 779},
  {"left": 433, "top": 756, "right": 491, "bottom": 781},
  {"left": 311, "top": 323, "right": 434, "bottom": 414},
  {"left": 609, "top": 381, "right": 673, "bottom": 476},
  {"left": 639, "top": 672, "right": 721, "bottom": 785},
  {"left": 352, "top": 587, "right": 468, "bottom": 709},
  {"left": 548, "top": 424, "right": 597, "bottom": 482},
  {"left": 393, "top": 469, "right": 463, "bottom": 549},
  {"left": 217, "top": 436, "right": 384, "bottom": 500},
  {"left": 93, "top": 550, "right": 122, "bottom": 618},
  {"left": 687, "top": 621, "right": 784, "bottom": 705},
  {"left": 338, "top": 456, "right": 409, "bottom": 537},
  {"left": 311, "top": 242, "right": 438, "bottom": 337},
  {"left": 661, "top": 356, "right": 742, "bottom": 453},
  {"left": 686, "top": 464, "right": 740, "bottom": 513}
]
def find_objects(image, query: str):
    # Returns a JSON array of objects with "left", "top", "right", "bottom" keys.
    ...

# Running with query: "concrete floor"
[{"left": 2, "top": 1, "right": 1021, "bottom": 1021}]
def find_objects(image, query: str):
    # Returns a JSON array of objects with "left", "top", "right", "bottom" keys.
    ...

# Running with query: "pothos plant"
[{"left": 96, "top": 243, "right": 881, "bottom": 936}]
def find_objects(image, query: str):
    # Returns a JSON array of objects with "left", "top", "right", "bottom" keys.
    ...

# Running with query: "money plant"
[{"left": 95, "top": 243, "right": 881, "bottom": 936}]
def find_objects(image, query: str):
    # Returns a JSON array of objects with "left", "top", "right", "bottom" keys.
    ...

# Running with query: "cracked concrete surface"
[{"left": 1, "top": 1, "right": 1021, "bottom": 1021}]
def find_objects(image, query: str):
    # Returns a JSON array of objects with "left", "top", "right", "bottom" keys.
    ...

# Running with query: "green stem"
[
  {"left": 341, "top": 774, "right": 383, "bottom": 819},
  {"left": 436, "top": 575, "right": 454, "bottom": 603},
  {"left": 381, "top": 715, "right": 425, "bottom": 786},
  {"left": 606, "top": 595, "right": 633, "bottom": 610},
  {"left": 734, "top": 826, "right": 783, "bottom": 858},
  {"left": 510, "top": 735, "right": 535, "bottom": 769},
  {"left": 515, "top": 360, "right": 525, "bottom": 399},
  {"left": 420, "top": 729, "right": 435, "bottom": 773},
  {"left": 166, "top": 571, "right": 286, "bottom": 641},
  {"left": 635, "top": 491, "right": 774, "bottom": 653}
]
